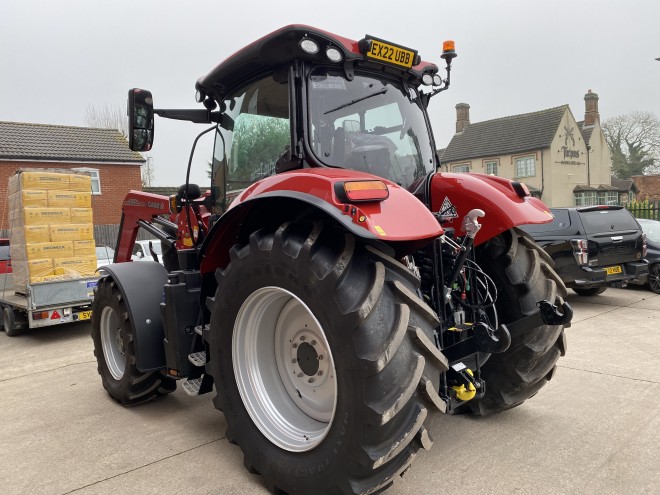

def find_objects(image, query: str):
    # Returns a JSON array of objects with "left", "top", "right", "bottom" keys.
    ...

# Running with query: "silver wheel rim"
[
  {"left": 233, "top": 286, "right": 337, "bottom": 452},
  {"left": 650, "top": 265, "right": 660, "bottom": 293},
  {"left": 100, "top": 306, "right": 125, "bottom": 380}
]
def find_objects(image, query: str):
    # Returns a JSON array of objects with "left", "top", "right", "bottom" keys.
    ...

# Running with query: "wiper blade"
[{"left": 324, "top": 88, "right": 388, "bottom": 115}]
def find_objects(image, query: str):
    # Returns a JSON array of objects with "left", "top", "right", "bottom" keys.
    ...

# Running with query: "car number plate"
[
  {"left": 365, "top": 36, "right": 417, "bottom": 69},
  {"left": 605, "top": 265, "right": 622, "bottom": 275},
  {"left": 76, "top": 310, "right": 92, "bottom": 321}
]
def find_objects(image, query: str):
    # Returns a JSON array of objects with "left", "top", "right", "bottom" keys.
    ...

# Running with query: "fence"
[{"left": 626, "top": 200, "right": 660, "bottom": 221}]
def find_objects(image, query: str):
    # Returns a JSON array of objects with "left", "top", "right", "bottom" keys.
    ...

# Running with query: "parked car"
[
  {"left": 521, "top": 206, "right": 648, "bottom": 296},
  {"left": 132, "top": 239, "right": 164, "bottom": 264},
  {"left": 628, "top": 218, "right": 660, "bottom": 294},
  {"left": 0, "top": 238, "right": 11, "bottom": 274},
  {"left": 96, "top": 245, "right": 116, "bottom": 268}
]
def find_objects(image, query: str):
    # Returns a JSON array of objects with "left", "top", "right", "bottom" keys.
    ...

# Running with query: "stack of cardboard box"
[{"left": 8, "top": 170, "right": 97, "bottom": 292}]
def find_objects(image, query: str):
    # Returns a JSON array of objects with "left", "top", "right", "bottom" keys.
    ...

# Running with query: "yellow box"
[
  {"left": 68, "top": 174, "right": 92, "bottom": 192},
  {"left": 17, "top": 190, "right": 49, "bottom": 207},
  {"left": 49, "top": 224, "right": 94, "bottom": 241},
  {"left": 28, "top": 258, "right": 54, "bottom": 279},
  {"left": 47, "top": 191, "right": 92, "bottom": 208},
  {"left": 18, "top": 225, "right": 51, "bottom": 243},
  {"left": 54, "top": 256, "right": 97, "bottom": 277},
  {"left": 19, "top": 171, "right": 71, "bottom": 191},
  {"left": 69, "top": 208, "right": 93, "bottom": 223},
  {"left": 73, "top": 240, "right": 96, "bottom": 256},
  {"left": 23, "top": 208, "right": 71, "bottom": 226},
  {"left": 25, "top": 241, "right": 73, "bottom": 260}
]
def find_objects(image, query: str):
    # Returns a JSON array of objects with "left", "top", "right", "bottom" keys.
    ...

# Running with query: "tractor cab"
[{"left": 128, "top": 25, "right": 456, "bottom": 213}]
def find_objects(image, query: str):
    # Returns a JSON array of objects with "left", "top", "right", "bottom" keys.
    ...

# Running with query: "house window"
[
  {"left": 515, "top": 156, "right": 535, "bottom": 178},
  {"left": 485, "top": 161, "right": 498, "bottom": 175},
  {"left": 574, "top": 191, "right": 597, "bottom": 206},
  {"left": 597, "top": 191, "right": 619, "bottom": 205},
  {"left": 453, "top": 164, "right": 470, "bottom": 173},
  {"left": 72, "top": 168, "right": 100, "bottom": 194}
]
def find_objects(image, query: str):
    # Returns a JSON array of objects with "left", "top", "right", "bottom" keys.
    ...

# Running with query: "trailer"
[{"left": 0, "top": 273, "right": 96, "bottom": 336}]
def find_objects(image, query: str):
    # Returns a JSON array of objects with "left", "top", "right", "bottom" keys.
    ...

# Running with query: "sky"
[{"left": 1, "top": 0, "right": 659, "bottom": 186}]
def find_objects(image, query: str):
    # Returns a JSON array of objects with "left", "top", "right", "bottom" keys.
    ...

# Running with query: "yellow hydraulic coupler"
[{"left": 452, "top": 368, "right": 477, "bottom": 401}]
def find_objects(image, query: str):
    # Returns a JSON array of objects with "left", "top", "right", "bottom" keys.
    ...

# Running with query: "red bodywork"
[{"left": 429, "top": 172, "right": 553, "bottom": 245}]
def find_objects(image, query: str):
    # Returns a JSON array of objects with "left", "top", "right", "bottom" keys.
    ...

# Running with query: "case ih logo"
[
  {"left": 147, "top": 201, "right": 164, "bottom": 209},
  {"left": 125, "top": 199, "right": 146, "bottom": 207}
]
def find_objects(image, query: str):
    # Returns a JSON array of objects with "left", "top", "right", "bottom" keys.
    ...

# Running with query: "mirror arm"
[{"left": 154, "top": 108, "right": 213, "bottom": 123}]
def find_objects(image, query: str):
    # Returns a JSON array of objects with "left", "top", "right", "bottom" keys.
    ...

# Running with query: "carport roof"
[{"left": 0, "top": 121, "right": 145, "bottom": 164}]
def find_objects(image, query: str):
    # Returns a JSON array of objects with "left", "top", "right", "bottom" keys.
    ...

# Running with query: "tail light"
[
  {"left": 571, "top": 239, "right": 589, "bottom": 266},
  {"left": 642, "top": 233, "right": 647, "bottom": 258}
]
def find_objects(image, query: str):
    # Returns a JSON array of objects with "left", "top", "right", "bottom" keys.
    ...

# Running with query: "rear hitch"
[{"left": 501, "top": 299, "right": 573, "bottom": 339}]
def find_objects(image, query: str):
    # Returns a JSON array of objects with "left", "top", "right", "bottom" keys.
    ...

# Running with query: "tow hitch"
[{"left": 500, "top": 299, "right": 573, "bottom": 340}]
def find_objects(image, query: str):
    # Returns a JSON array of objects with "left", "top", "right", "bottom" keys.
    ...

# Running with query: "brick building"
[
  {"left": 632, "top": 174, "right": 660, "bottom": 202},
  {"left": 0, "top": 121, "right": 144, "bottom": 242}
]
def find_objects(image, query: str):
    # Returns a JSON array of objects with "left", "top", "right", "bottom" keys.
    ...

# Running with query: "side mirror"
[{"left": 128, "top": 88, "right": 154, "bottom": 152}]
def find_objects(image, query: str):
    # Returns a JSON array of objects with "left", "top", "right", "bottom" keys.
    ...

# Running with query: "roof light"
[
  {"left": 300, "top": 38, "right": 319, "bottom": 54},
  {"left": 326, "top": 47, "right": 343, "bottom": 63},
  {"left": 342, "top": 180, "right": 389, "bottom": 202},
  {"left": 422, "top": 74, "right": 434, "bottom": 85},
  {"left": 441, "top": 40, "right": 457, "bottom": 61}
]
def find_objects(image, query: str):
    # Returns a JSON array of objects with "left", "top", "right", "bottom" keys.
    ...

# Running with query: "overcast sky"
[{"left": 2, "top": 0, "right": 659, "bottom": 186}]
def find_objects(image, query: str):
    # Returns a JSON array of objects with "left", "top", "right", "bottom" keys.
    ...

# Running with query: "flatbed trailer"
[{"left": 0, "top": 273, "right": 97, "bottom": 336}]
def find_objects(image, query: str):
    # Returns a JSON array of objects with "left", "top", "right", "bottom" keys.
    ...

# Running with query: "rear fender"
[
  {"left": 200, "top": 169, "right": 442, "bottom": 275},
  {"left": 98, "top": 261, "right": 168, "bottom": 372},
  {"left": 429, "top": 172, "right": 553, "bottom": 245}
]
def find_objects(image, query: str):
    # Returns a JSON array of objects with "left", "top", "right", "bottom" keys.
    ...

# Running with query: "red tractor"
[{"left": 92, "top": 25, "right": 572, "bottom": 495}]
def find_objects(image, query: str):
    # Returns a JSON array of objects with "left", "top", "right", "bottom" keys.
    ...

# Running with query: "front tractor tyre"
[
  {"left": 471, "top": 228, "right": 569, "bottom": 416},
  {"left": 91, "top": 276, "right": 176, "bottom": 406},
  {"left": 206, "top": 221, "right": 447, "bottom": 495}
]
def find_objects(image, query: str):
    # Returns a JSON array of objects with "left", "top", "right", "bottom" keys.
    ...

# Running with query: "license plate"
[
  {"left": 76, "top": 310, "right": 92, "bottom": 321},
  {"left": 605, "top": 266, "right": 622, "bottom": 275},
  {"left": 365, "top": 36, "right": 417, "bottom": 69}
]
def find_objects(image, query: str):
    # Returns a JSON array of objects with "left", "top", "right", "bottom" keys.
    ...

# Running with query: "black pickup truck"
[{"left": 521, "top": 206, "right": 648, "bottom": 296}]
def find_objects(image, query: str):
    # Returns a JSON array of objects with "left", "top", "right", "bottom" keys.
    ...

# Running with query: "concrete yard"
[{"left": 1, "top": 287, "right": 658, "bottom": 494}]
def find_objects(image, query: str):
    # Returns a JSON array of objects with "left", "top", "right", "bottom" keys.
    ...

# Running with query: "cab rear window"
[{"left": 579, "top": 209, "right": 640, "bottom": 234}]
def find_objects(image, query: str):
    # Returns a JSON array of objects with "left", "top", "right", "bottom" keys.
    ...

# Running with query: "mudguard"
[
  {"left": 429, "top": 172, "right": 554, "bottom": 245},
  {"left": 98, "top": 261, "right": 168, "bottom": 372},
  {"left": 200, "top": 168, "right": 443, "bottom": 274}
]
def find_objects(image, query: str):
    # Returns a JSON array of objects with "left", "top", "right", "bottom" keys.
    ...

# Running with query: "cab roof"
[{"left": 196, "top": 24, "right": 438, "bottom": 101}]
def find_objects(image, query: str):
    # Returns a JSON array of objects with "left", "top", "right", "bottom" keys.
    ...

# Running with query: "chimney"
[
  {"left": 584, "top": 89, "right": 600, "bottom": 126},
  {"left": 456, "top": 103, "right": 470, "bottom": 133}
]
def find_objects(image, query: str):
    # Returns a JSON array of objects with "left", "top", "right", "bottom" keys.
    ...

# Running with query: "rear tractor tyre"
[
  {"left": 470, "top": 228, "right": 568, "bottom": 415},
  {"left": 573, "top": 286, "right": 607, "bottom": 297},
  {"left": 206, "top": 221, "right": 446, "bottom": 495},
  {"left": 91, "top": 276, "right": 176, "bottom": 405}
]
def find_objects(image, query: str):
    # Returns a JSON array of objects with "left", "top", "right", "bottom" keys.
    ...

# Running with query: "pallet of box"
[{"left": 8, "top": 170, "right": 97, "bottom": 293}]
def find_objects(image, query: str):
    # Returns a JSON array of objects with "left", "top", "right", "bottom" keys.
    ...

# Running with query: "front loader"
[{"left": 91, "top": 25, "right": 572, "bottom": 495}]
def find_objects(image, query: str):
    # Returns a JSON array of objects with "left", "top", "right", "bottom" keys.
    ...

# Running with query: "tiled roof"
[
  {"left": 143, "top": 186, "right": 179, "bottom": 196},
  {"left": 611, "top": 176, "right": 638, "bottom": 193},
  {"left": 576, "top": 120, "right": 595, "bottom": 145},
  {"left": 441, "top": 105, "right": 568, "bottom": 163},
  {"left": 0, "top": 121, "right": 145, "bottom": 164}
]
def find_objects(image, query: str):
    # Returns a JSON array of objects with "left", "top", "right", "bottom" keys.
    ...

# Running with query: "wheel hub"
[{"left": 232, "top": 286, "right": 337, "bottom": 452}]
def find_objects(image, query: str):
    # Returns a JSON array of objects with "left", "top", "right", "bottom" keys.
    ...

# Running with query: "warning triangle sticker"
[
  {"left": 51, "top": 310, "right": 61, "bottom": 319},
  {"left": 439, "top": 196, "right": 459, "bottom": 219}
]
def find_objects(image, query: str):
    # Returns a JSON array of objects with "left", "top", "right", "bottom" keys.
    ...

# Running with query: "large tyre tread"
[
  {"left": 91, "top": 277, "right": 176, "bottom": 407},
  {"left": 206, "top": 221, "right": 446, "bottom": 495},
  {"left": 469, "top": 228, "right": 568, "bottom": 416}
]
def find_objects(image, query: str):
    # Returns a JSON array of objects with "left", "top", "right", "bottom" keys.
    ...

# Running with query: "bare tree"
[
  {"left": 85, "top": 103, "right": 156, "bottom": 187},
  {"left": 84, "top": 104, "right": 128, "bottom": 139},
  {"left": 142, "top": 156, "right": 155, "bottom": 187},
  {"left": 602, "top": 111, "right": 660, "bottom": 179}
]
